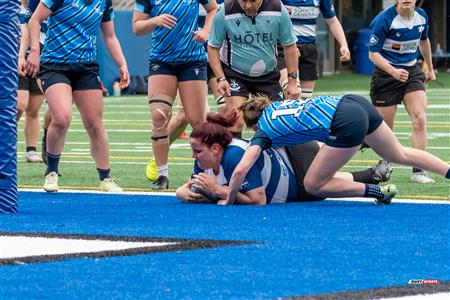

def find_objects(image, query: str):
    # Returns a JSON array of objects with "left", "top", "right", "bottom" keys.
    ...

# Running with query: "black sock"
[
  {"left": 446, "top": 168, "right": 450, "bottom": 179},
  {"left": 46, "top": 153, "right": 61, "bottom": 175},
  {"left": 26, "top": 146, "right": 37, "bottom": 152},
  {"left": 230, "top": 131, "right": 242, "bottom": 138},
  {"left": 364, "top": 184, "right": 384, "bottom": 199},
  {"left": 351, "top": 168, "right": 377, "bottom": 184},
  {"left": 412, "top": 167, "right": 423, "bottom": 173},
  {"left": 97, "top": 168, "right": 110, "bottom": 181}
]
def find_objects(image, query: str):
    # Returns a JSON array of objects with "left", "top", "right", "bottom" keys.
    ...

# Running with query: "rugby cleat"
[
  {"left": 145, "top": 159, "right": 158, "bottom": 182},
  {"left": 26, "top": 151, "right": 43, "bottom": 163},
  {"left": 371, "top": 160, "right": 393, "bottom": 182},
  {"left": 374, "top": 184, "right": 397, "bottom": 205},
  {"left": 99, "top": 178, "right": 123, "bottom": 193},
  {"left": 411, "top": 170, "right": 435, "bottom": 184},
  {"left": 152, "top": 175, "right": 169, "bottom": 190},
  {"left": 43, "top": 172, "right": 59, "bottom": 192}
]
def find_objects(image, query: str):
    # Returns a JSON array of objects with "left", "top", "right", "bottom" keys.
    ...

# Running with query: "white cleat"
[
  {"left": 411, "top": 171, "right": 435, "bottom": 184},
  {"left": 43, "top": 172, "right": 59, "bottom": 192},
  {"left": 99, "top": 178, "right": 123, "bottom": 193},
  {"left": 26, "top": 151, "right": 44, "bottom": 163}
]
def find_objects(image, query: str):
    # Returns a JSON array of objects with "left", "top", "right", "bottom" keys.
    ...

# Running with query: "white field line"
[{"left": 17, "top": 189, "right": 449, "bottom": 204}]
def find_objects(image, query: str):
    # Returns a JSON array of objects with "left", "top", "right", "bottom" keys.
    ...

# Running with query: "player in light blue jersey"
[
  {"left": 208, "top": 0, "right": 300, "bottom": 137},
  {"left": 17, "top": 0, "right": 45, "bottom": 164},
  {"left": 176, "top": 112, "right": 388, "bottom": 204},
  {"left": 133, "top": 0, "right": 219, "bottom": 190},
  {"left": 224, "top": 94, "right": 450, "bottom": 205},
  {"left": 26, "top": 0, "right": 130, "bottom": 193},
  {"left": 278, "top": 0, "right": 349, "bottom": 99},
  {"left": 369, "top": 0, "right": 436, "bottom": 184}
]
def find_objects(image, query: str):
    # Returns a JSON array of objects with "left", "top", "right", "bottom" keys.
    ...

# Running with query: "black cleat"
[
  {"left": 152, "top": 175, "right": 169, "bottom": 190},
  {"left": 371, "top": 160, "right": 393, "bottom": 182}
]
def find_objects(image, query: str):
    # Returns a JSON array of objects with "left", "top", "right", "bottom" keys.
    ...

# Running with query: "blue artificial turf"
[{"left": 0, "top": 191, "right": 449, "bottom": 299}]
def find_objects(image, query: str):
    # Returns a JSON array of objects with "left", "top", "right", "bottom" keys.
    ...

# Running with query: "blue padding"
[
  {"left": 1, "top": 192, "right": 449, "bottom": 298},
  {"left": 0, "top": 0, "right": 19, "bottom": 213},
  {"left": 97, "top": 10, "right": 150, "bottom": 93}
]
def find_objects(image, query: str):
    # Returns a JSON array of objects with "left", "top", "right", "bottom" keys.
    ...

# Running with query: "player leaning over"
[{"left": 368, "top": 0, "right": 436, "bottom": 183}]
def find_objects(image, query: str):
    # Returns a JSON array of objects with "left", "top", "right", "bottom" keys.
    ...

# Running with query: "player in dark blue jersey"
[
  {"left": 368, "top": 0, "right": 436, "bottom": 184},
  {"left": 224, "top": 94, "right": 450, "bottom": 205},
  {"left": 133, "top": 0, "right": 219, "bottom": 190},
  {"left": 176, "top": 111, "right": 391, "bottom": 204},
  {"left": 278, "top": 0, "right": 350, "bottom": 99},
  {"left": 26, "top": 0, "right": 130, "bottom": 193},
  {"left": 17, "top": 0, "right": 45, "bottom": 163}
]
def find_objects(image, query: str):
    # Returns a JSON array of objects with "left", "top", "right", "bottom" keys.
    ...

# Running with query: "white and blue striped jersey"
[
  {"left": 20, "top": 0, "right": 47, "bottom": 45},
  {"left": 134, "top": 0, "right": 210, "bottom": 63},
  {"left": 282, "top": 0, "right": 336, "bottom": 44},
  {"left": 40, "top": 0, "right": 114, "bottom": 64},
  {"left": 369, "top": 5, "right": 429, "bottom": 67},
  {"left": 193, "top": 139, "right": 299, "bottom": 204},
  {"left": 252, "top": 95, "right": 342, "bottom": 149}
]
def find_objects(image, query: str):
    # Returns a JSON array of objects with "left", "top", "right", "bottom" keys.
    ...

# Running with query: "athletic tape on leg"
[{"left": 149, "top": 94, "right": 173, "bottom": 144}]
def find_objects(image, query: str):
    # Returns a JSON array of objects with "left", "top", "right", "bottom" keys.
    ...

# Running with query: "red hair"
[{"left": 190, "top": 111, "right": 239, "bottom": 149}]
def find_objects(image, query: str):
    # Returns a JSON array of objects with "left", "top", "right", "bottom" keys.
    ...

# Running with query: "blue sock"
[
  {"left": 46, "top": 152, "right": 61, "bottom": 175},
  {"left": 446, "top": 168, "right": 450, "bottom": 179},
  {"left": 97, "top": 168, "right": 110, "bottom": 181},
  {"left": 364, "top": 184, "right": 384, "bottom": 199}
]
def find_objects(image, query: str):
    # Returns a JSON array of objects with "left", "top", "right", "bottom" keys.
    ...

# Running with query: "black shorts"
[
  {"left": 285, "top": 142, "right": 325, "bottom": 202},
  {"left": 370, "top": 64, "right": 426, "bottom": 107},
  {"left": 276, "top": 43, "right": 319, "bottom": 81},
  {"left": 148, "top": 60, "right": 207, "bottom": 82},
  {"left": 222, "top": 63, "right": 283, "bottom": 101},
  {"left": 18, "top": 75, "right": 42, "bottom": 94},
  {"left": 326, "top": 94, "right": 384, "bottom": 148},
  {"left": 38, "top": 62, "right": 102, "bottom": 93}
]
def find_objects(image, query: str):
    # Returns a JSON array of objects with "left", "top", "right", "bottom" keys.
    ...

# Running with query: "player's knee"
[
  {"left": 149, "top": 94, "right": 173, "bottom": 128},
  {"left": 411, "top": 114, "right": 427, "bottom": 131},
  {"left": 51, "top": 115, "right": 72, "bottom": 131},
  {"left": 303, "top": 176, "right": 321, "bottom": 196}
]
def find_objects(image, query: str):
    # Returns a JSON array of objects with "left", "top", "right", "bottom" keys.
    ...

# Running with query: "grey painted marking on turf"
[{"left": 281, "top": 282, "right": 450, "bottom": 300}]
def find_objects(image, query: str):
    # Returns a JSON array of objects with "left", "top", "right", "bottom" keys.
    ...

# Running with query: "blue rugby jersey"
[
  {"left": 193, "top": 139, "right": 299, "bottom": 204},
  {"left": 282, "top": 0, "right": 336, "bottom": 44},
  {"left": 40, "top": 0, "right": 114, "bottom": 64},
  {"left": 134, "top": 0, "right": 210, "bottom": 63},
  {"left": 198, "top": 0, "right": 222, "bottom": 28},
  {"left": 253, "top": 95, "right": 342, "bottom": 149},
  {"left": 20, "top": 0, "right": 47, "bottom": 44},
  {"left": 369, "top": 5, "right": 428, "bottom": 67}
]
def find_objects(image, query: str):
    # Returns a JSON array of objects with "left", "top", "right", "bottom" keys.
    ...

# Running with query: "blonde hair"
[{"left": 239, "top": 95, "right": 270, "bottom": 128}]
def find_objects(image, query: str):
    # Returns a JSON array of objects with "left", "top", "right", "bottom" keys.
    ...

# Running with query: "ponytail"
[{"left": 239, "top": 95, "right": 270, "bottom": 128}]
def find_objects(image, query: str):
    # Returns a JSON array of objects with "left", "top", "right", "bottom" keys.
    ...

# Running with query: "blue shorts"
[
  {"left": 326, "top": 94, "right": 384, "bottom": 148},
  {"left": 148, "top": 61, "right": 207, "bottom": 82},
  {"left": 38, "top": 62, "right": 102, "bottom": 93}
]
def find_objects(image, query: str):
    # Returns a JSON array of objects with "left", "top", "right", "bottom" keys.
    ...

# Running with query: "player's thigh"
[
  {"left": 178, "top": 80, "right": 208, "bottom": 127},
  {"left": 403, "top": 90, "right": 427, "bottom": 119},
  {"left": 26, "top": 93, "right": 45, "bottom": 115},
  {"left": 45, "top": 83, "right": 73, "bottom": 124}
]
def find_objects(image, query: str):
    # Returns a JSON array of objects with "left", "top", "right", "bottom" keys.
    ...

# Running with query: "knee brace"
[
  {"left": 216, "top": 95, "right": 226, "bottom": 109},
  {"left": 149, "top": 94, "right": 173, "bottom": 144},
  {"left": 301, "top": 88, "right": 313, "bottom": 100}
]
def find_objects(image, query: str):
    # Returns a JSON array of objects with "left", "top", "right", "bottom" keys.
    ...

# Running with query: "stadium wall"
[{"left": 97, "top": 10, "right": 150, "bottom": 93}]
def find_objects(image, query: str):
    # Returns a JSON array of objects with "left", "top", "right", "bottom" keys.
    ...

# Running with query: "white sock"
[{"left": 157, "top": 164, "right": 169, "bottom": 177}]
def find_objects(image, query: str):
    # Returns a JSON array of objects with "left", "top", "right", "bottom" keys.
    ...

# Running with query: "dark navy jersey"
[
  {"left": 251, "top": 95, "right": 342, "bottom": 149},
  {"left": 282, "top": 0, "right": 336, "bottom": 44},
  {"left": 369, "top": 5, "right": 428, "bottom": 67},
  {"left": 193, "top": 139, "right": 299, "bottom": 204},
  {"left": 134, "top": 0, "right": 210, "bottom": 63},
  {"left": 40, "top": 0, "right": 114, "bottom": 63}
]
